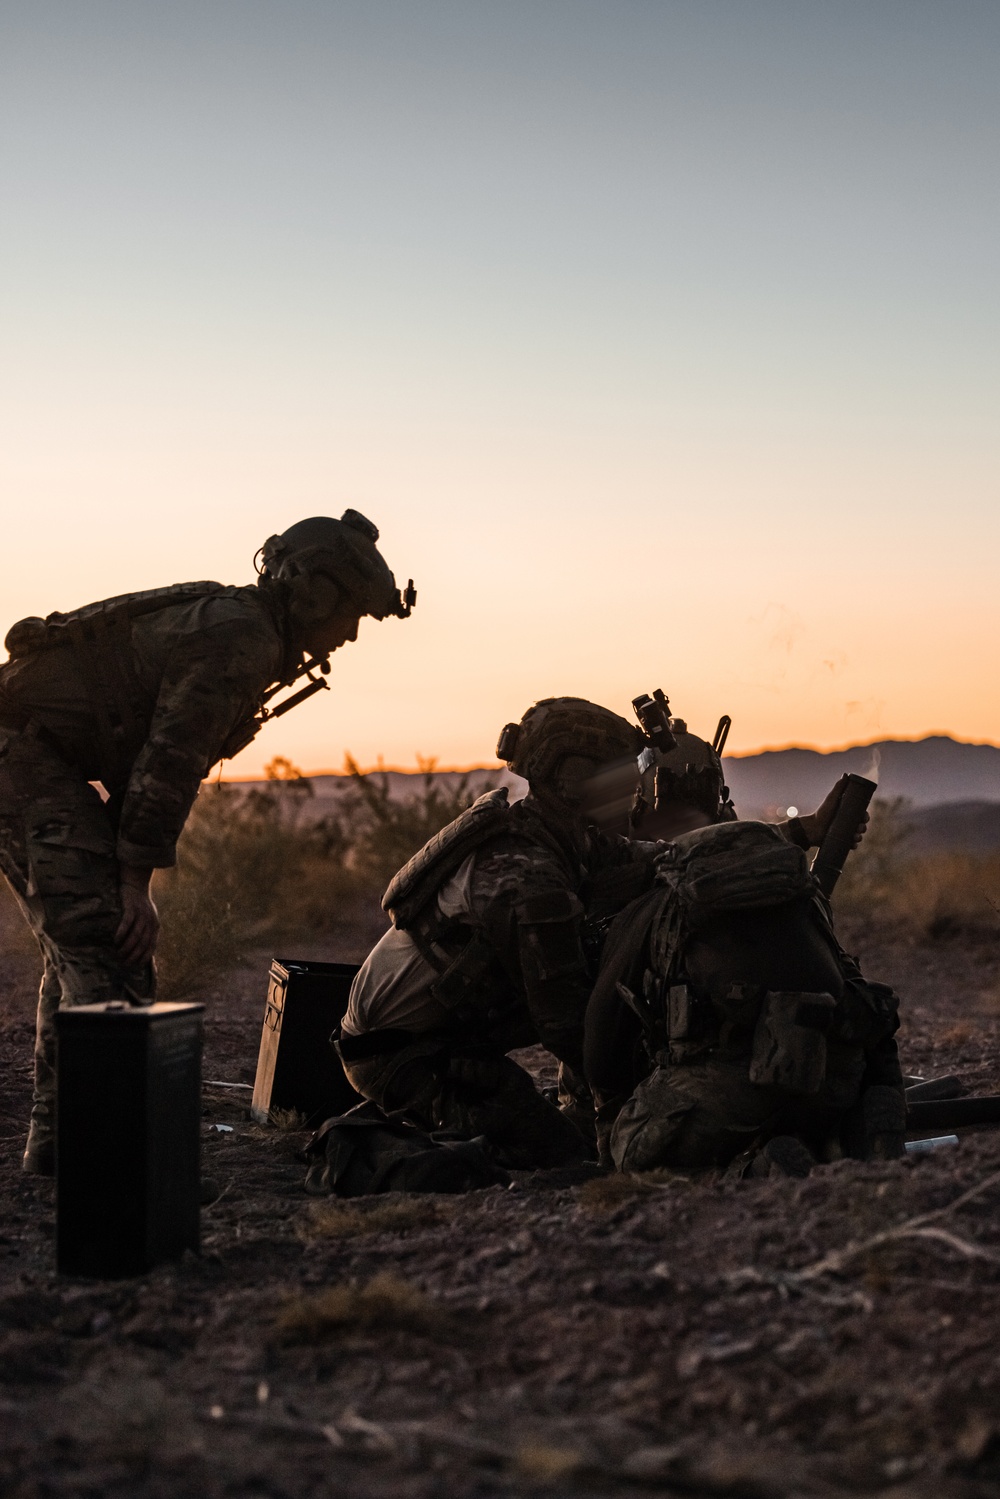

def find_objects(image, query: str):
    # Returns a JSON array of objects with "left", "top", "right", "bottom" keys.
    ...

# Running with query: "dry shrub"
[
  {"left": 577, "top": 1170, "right": 680, "bottom": 1213},
  {"left": 335, "top": 755, "right": 493, "bottom": 895},
  {"left": 301, "top": 1198, "right": 448, "bottom": 1239},
  {"left": 833, "top": 798, "right": 1000, "bottom": 942},
  {"left": 269, "top": 1106, "right": 308, "bottom": 1132},
  {"left": 516, "top": 1445, "right": 587, "bottom": 1483},
  {"left": 273, "top": 1272, "right": 449, "bottom": 1343},
  {"left": 153, "top": 756, "right": 494, "bottom": 999}
]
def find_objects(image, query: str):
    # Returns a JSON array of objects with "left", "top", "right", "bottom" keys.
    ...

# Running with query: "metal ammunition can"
[
  {"left": 56, "top": 1001, "right": 203, "bottom": 1277},
  {"left": 251, "top": 959, "right": 361, "bottom": 1126}
]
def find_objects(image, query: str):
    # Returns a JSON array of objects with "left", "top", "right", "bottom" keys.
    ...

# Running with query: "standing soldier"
[{"left": 0, "top": 512, "right": 415, "bottom": 1173}]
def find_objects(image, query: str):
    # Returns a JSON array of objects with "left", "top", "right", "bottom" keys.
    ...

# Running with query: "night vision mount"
[{"left": 632, "top": 688, "right": 677, "bottom": 772}]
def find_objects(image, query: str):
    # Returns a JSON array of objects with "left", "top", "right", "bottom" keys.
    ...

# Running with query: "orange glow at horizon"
[{"left": 1, "top": 5, "right": 997, "bottom": 773}]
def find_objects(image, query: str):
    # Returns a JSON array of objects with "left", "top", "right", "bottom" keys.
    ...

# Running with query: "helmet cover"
[
  {"left": 257, "top": 511, "right": 414, "bottom": 620},
  {"left": 497, "top": 697, "right": 641, "bottom": 800},
  {"left": 649, "top": 720, "right": 728, "bottom": 819}
]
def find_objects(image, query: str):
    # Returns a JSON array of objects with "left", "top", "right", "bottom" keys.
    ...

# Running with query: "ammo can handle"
[{"left": 812, "top": 773, "right": 877, "bottom": 897}]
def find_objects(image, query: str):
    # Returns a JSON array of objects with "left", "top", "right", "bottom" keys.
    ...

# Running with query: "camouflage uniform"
[
  {"left": 0, "top": 585, "right": 292, "bottom": 1159},
  {"left": 2, "top": 512, "right": 414, "bottom": 1172},
  {"left": 339, "top": 788, "right": 658, "bottom": 1170},
  {"left": 584, "top": 824, "right": 904, "bottom": 1173}
]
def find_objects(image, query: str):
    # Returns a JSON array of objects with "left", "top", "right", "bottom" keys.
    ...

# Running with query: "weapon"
[
  {"left": 812, "top": 773, "right": 877, "bottom": 897},
  {"left": 907, "top": 1096, "right": 1000, "bottom": 1131},
  {"left": 261, "top": 654, "right": 331, "bottom": 720}
]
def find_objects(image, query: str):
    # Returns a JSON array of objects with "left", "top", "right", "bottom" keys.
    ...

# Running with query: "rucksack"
[
  {"left": 591, "top": 820, "right": 898, "bottom": 1101},
  {"left": 302, "top": 1101, "right": 510, "bottom": 1196}
]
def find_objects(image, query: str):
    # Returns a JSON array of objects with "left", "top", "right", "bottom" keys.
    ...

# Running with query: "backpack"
[
  {"left": 302, "top": 1102, "right": 510, "bottom": 1195},
  {"left": 593, "top": 821, "right": 898, "bottom": 1102}
]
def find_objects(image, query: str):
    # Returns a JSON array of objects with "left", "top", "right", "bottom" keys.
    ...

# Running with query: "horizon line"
[{"left": 219, "top": 729, "right": 1000, "bottom": 781}]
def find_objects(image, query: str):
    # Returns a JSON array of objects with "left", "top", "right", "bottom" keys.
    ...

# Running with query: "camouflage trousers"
[
  {"left": 609, "top": 1060, "right": 830, "bottom": 1173},
  {"left": 339, "top": 1034, "right": 590, "bottom": 1170},
  {"left": 0, "top": 727, "right": 153, "bottom": 1143}
]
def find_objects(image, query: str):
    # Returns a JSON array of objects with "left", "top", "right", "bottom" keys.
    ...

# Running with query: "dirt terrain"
[{"left": 3, "top": 918, "right": 1000, "bottom": 1498}]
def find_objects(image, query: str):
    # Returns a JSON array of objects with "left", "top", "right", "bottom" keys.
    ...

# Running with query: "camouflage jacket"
[
  {"left": 0, "top": 584, "right": 289, "bottom": 868},
  {"left": 417, "top": 793, "right": 660, "bottom": 1068}
]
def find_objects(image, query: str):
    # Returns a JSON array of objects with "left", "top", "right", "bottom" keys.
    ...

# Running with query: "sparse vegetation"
[
  {"left": 301, "top": 1198, "right": 450, "bottom": 1239},
  {"left": 272, "top": 1273, "right": 451, "bottom": 1343},
  {"left": 153, "top": 756, "right": 494, "bottom": 999},
  {"left": 833, "top": 798, "right": 1000, "bottom": 942},
  {"left": 576, "top": 1169, "right": 683, "bottom": 1212}
]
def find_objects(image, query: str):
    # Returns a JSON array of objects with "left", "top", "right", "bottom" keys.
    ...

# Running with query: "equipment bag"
[
  {"left": 650, "top": 820, "right": 813, "bottom": 981},
  {"left": 302, "top": 1101, "right": 510, "bottom": 1196}
]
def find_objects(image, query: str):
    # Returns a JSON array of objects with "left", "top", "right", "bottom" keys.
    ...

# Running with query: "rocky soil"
[{"left": 3, "top": 913, "right": 1000, "bottom": 1498}]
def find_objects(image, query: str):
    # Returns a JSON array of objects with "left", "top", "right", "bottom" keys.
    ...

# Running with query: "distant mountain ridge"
[
  {"left": 723, "top": 736, "right": 1000, "bottom": 816},
  {"left": 236, "top": 736, "right": 1000, "bottom": 854}
]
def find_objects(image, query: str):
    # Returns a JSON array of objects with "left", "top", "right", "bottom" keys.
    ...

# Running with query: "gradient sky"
[{"left": 2, "top": 1, "right": 998, "bottom": 775}]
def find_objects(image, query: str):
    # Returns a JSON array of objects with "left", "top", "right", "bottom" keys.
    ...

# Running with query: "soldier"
[
  {"left": 336, "top": 697, "right": 662, "bottom": 1169},
  {"left": 583, "top": 718, "right": 904, "bottom": 1176},
  {"left": 0, "top": 512, "right": 415, "bottom": 1173}
]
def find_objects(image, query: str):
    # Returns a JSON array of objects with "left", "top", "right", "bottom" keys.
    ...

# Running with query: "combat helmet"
[
  {"left": 637, "top": 707, "right": 735, "bottom": 822},
  {"left": 496, "top": 698, "right": 642, "bottom": 805},
  {"left": 256, "top": 511, "right": 416, "bottom": 622}
]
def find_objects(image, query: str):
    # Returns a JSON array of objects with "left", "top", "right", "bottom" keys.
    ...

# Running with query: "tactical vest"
[
  {"left": 2, "top": 582, "right": 280, "bottom": 771},
  {"left": 381, "top": 787, "right": 511, "bottom": 929}
]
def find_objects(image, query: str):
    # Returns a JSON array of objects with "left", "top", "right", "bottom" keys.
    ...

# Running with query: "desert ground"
[{"left": 4, "top": 892, "right": 1000, "bottom": 1498}]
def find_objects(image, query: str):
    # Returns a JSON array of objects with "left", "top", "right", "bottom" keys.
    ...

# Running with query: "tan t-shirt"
[{"left": 340, "top": 854, "right": 477, "bottom": 1036}]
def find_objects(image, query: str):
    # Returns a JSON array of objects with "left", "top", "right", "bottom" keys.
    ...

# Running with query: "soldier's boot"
[
  {"left": 557, "top": 1061, "right": 597, "bottom": 1152},
  {"left": 750, "top": 1134, "right": 815, "bottom": 1179},
  {"left": 593, "top": 1090, "right": 628, "bottom": 1169},
  {"left": 862, "top": 1084, "right": 906, "bottom": 1160},
  {"left": 23, "top": 1110, "right": 55, "bottom": 1176},
  {"left": 24, "top": 963, "right": 60, "bottom": 1175}
]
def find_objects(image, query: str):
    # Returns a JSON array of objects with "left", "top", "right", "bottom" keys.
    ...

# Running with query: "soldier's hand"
[
  {"left": 116, "top": 866, "right": 160, "bottom": 966},
  {"left": 797, "top": 774, "right": 870, "bottom": 850}
]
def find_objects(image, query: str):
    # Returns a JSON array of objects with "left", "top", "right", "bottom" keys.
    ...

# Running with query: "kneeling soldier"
[
  {"left": 0, "top": 512, "right": 415, "bottom": 1173},
  {"left": 584, "top": 716, "right": 903, "bottom": 1176},
  {"left": 337, "top": 697, "right": 661, "bottom": 1169}
]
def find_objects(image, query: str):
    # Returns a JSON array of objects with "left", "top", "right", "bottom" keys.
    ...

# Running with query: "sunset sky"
[{"left": 3, "top": 1, "right": 998, "bottom": 775}]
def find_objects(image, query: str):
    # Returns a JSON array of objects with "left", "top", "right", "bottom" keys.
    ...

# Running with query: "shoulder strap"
[{"left": 382, "top": 787, "right": 510, "bottom": 928}]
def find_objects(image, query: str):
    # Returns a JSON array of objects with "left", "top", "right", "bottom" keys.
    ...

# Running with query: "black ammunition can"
[
  {"left": 56, "top": 1001, "right": 203, "bottom": 1278},
  {"left": 251, "top": 959, "right": 361, "bottom": 1126}
]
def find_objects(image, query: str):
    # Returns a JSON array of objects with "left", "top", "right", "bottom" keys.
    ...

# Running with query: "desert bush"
[
  {"left": 323, "top": 755, "right": 491, "bottom": 893},
  {"left": 833, "top": 798, "right": 1000, "bottom": 941},
  {"left": 272, "top": 1273, "right": 450, "bottom": 1343},
  {"left": 301, "top": 1198, "right": 449, "bottom": 1239},
  {"left": 832, "top": 797, "right": 914, "bottom": 920},
  {"left": 153, "top": 756, "right": 493, "bottom": 999}
]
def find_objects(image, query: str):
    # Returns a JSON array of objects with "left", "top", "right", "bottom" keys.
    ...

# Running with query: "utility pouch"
[
  {"left": 749, "top": 990, "right": 837, "bottom": 1095},
  {"left": 667, "top": 984, "right": 692, "bottom": 1040},
  {"left": 663, "top": 982, "right": 717, "bottom": 1064},
  {"left": 831, "top": 977, "right": 901, "bottom": 1048}
]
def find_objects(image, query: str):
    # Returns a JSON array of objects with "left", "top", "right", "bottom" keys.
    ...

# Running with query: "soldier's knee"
[{"left": 609, "top": 1068, "right": 698, "bottom": 1172}]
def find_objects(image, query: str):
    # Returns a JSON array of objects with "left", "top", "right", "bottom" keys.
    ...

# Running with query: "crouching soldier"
[
  {"left": 337, "top": 698, "right": 661, "bottom": 1169},
  {"left": 584, "top": 717, "right": 904, "bottom": 1177},
  {"left": 0, "top": 512, "right": 415, "bottom": 1173}
]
